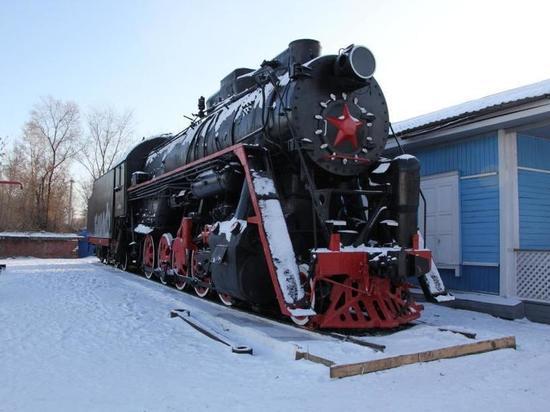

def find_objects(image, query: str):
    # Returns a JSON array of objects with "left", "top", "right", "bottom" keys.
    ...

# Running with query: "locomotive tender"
[{"left": 88, "top": 39, "right": 447, "bottom": 329}]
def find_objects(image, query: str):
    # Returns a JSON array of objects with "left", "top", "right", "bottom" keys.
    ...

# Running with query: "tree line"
[{"left": 0, "top": 96, "right": 135, "bottom": 232}]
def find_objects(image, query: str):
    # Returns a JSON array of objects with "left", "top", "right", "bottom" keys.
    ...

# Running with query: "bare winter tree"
[
  {"left": 0, "top": 136, "right": 7, "bottom": 175},
  {"left": 1, "top": 103, "right": 134, "bottom": 231},
  {"left": 21, "top": 96, "right": 81, "bottom": 230},
  {"left": 79, "top": 107, "right": 134, "bottom": 180}
]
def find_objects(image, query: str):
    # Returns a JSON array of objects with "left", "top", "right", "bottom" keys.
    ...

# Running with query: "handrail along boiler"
[{"left": 87, "top": 39, "right": 446, "bottom": 329}]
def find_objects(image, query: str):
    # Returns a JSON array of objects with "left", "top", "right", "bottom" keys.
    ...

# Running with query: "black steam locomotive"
[{"left": 88, "top": 39, "right": 447, "bottom": 329}]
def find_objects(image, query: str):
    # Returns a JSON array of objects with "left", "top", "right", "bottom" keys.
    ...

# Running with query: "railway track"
[
  {"left": 100, "top": 259, "right": 393, "bottom": 352},
  {"left": 97, "top": 259, "right": 515, "bottom": 380},
  {"left": 101, "top": 259, "right": 480, "bottom": 359}
]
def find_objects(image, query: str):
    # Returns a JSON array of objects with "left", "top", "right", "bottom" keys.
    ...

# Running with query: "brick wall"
[{"left": 0, "top": 238, "right": 79, "bottom": 258}]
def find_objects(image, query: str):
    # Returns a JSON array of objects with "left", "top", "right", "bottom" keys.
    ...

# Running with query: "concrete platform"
[{"left": 412, "top": 288, "right": 550, "bottom": 324}]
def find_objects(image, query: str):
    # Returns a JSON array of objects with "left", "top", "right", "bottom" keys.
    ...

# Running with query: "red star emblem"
[{"left": 325, "top": 104, "right": 364, "bottom": 149}]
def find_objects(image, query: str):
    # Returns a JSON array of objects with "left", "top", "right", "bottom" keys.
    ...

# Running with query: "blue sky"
[{"left": 1, "top": 0, "right": 549, "bottom": 147}]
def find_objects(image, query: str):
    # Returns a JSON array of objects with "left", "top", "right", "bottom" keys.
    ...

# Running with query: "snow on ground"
[{"left": 1, "top": 258, "right": 549, "bottom": 411}]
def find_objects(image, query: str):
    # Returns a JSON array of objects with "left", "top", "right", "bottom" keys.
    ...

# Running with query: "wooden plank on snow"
[
  {"left": 329, "top": 335, "right": 516, "bottom": 379},
  {"left": 295, "top": 350, "right": 335, "bottom": 367}
]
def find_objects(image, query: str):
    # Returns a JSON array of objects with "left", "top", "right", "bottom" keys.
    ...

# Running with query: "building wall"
[
  {"left": 460, "top": 174, "right": 499, "bottom": 263},
  {"left": 0, "top": 238, "right": 79, "bottom": 258},
  {"left": 517, "top": 134, "right": 550, "bottom": 249},
  {"left": 412, "top": 132, "right": 498, "bottom": 177},
  {"left": 409, "top": 132, "right": 500, "bottom": 293}
]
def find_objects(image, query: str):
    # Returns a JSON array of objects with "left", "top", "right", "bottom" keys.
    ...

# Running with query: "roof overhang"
[{"left": 387, "top": 98, "right": 550, "bottom": 152}]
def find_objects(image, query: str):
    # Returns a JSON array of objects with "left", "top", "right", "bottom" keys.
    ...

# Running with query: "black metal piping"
[{"left": 353, "top": 205, "right": 387, "bottom": 247}]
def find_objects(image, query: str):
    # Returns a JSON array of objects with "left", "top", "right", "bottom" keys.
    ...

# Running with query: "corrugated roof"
[{"left": 392, "top": 78, "right": 550, "bottom": 136}]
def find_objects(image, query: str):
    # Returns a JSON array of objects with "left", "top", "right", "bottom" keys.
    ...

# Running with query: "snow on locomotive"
[{"left": 87, "top": 39, "right": 448, "bottom": 329}]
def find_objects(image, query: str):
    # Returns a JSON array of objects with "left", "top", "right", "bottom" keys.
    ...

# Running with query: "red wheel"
[
  {"left": 218, "top": 292, "right": 234, "bottom": 307},
  {"left": 291, "top": 264, "right": 312, "bottom": 326},
  {"left": 157, "top": 233, "right": 173, "bottom": 285},
  {"left": 192, "top": 250, "right": 211, "bottom": 298},
  {"left": 142, "top": 235, "right": 155, "bottom": 279},
  {"left": 291, "top": 315, "right": 310, "bottom": 326},
  {"left": 195, "top": 280, "right": 211, "bottom": 298},
  {"left": 171, "top": 238, "right": 188, "bottom": 291}
]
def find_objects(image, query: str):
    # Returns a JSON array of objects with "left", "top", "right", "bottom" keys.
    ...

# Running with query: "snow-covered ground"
[
  {"left": 1, "top": 258, "right": 549, "bottom": 411},
  {"left": 0, "top": 231, "right": 82, "bottom": 239}
]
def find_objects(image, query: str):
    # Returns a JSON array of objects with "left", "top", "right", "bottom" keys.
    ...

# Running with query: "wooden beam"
[
  {"left": 295, "top": 351, "right": 335, "bottom": 367},
  {"left": 330, "top": 336, "right": 516, "bottom": 379},
  {"left": 438, "top": 328, "right": 477, "bottom": 339},
  {"left": 324, "top": 332, "right": 386, "bottom": 352}
]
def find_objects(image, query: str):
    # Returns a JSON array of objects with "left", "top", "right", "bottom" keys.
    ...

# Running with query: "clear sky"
[{"left": 1, "top": 0, "right": 549, "bottom": 147}]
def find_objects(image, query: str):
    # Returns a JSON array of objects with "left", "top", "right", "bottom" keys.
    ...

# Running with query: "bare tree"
[
  {"left": 79, "top": 107, "right": 134, "bottom": 180},
  {"left": 0, "top": 136, "right": 6, "bottom": 174},
  {"left": 21, "top": 96, "right": 81, "bottom": 229},
  {"left": 0, "top": 143, "right": 25, "bottom": 229},
  {"left": 1, "top": 102, "right": 134, "bottom": 232}
]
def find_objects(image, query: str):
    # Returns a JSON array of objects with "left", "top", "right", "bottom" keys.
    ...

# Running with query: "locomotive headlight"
[{"left": 334, "top": 44, "right": 376, "bottom": 81}]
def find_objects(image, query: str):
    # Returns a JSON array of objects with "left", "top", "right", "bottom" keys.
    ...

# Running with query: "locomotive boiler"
[{"left": 88, "top": 39, "right": 448, "bottom": 329}]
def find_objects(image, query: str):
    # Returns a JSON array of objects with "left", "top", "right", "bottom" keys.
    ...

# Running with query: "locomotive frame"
[{"left": 88, "top": 39, "right": 448, "bottom": 330}]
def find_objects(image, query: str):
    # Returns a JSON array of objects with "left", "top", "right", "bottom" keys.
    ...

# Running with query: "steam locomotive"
[{"left": 88, "top": 39, "right": 448, "bottom": 329}]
